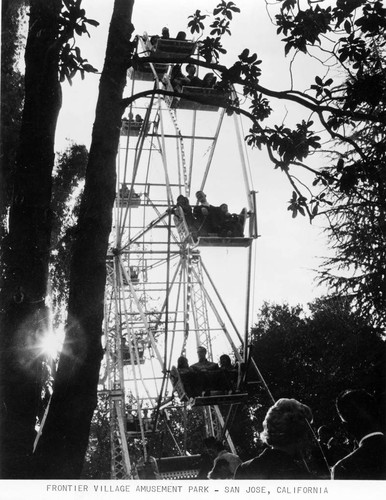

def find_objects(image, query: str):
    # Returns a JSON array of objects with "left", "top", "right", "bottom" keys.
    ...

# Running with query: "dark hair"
[
  {"left": 177, "top": 355, "right": 189, "bottom": 369},
  {"left": 219, "top": 354, "right": 232, "bottom": 367},
  {"left": 177, "top": 195, "right": 189, "bottom": 204}
]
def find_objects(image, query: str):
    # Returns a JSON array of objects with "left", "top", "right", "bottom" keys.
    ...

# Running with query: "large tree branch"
[{"left": 134, "top": 55, "right": 386, "bottom": 125}]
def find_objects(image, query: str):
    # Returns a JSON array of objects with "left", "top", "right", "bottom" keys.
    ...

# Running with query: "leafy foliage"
[
  {"left": 197, "top": 36, "right": 227, "bottom": 63},
  {"left": 183, "top": 0, "right": 386, "bottom": 327},
  {"left": 58, "top": 0, "right": 99, "bottom": 84},
  {"left": 319, "top": 119, "right": 386, "bottom": 327},
  {"left": 187, "top": 9, "right": 208, "bottom": 34},
  {"left": 81, "top": 394, "right": 111, "bottom": 478},
  {"left": 50, "top": 143, "right": 88, "bottom": 322},
  {"left": 250, "top": 298, "right": 386, "bottom": 433},
  {"left": 276, "top": 5, "right": 333, "bottom": 55},
  {"left": 188, "top": 2, "right": 240, "bottom": 62}
]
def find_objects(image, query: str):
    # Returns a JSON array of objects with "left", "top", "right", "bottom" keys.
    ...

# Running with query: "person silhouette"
[
  {"left": 235, "top": 398, "right": 314, "bottom": 479},
  {"left": 331, "top": 389, "right": 386, "bottom": 479}
]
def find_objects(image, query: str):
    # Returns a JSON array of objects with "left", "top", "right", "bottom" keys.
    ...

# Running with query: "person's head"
[
  {"left": 196, "top": 190, "right": 207, "bottom": 204},
  {"left": 177, "top": 194, "right": 189, "bottom": 207},
  {"left": 197, "top": 346, "right": 207, "bottom": 362},
  {"left": 161, "top": 27, "right": 170, "bottom": 38},
  {"left": 336, "top": 389, "right": 381, "bottom": 440},
  {"left": 203, "top": 72, "right": 216, "bottom": 87},
  {"left": 208, "top": 458, "right": 233, "bottom": 479},
  {"left": 220, "top": 203, "right": 229, "bottom": 214},
  {"left": 150, "top": 35, "right": 159, "bottom": 46},
  {"left": 177, "top": 355, "right": 189, "bottom": 370},
  {"left": 176, "top": 31, "right": 186, "bottom": 40},
  {"left": 261, "top": 398, "right": 313, "bottom": 455},
  {"left": 186, "top": 64, "right": 196, "bottom": 77},
  {"left": 219, "top": 354, "right": 232, "bottom": 369}
]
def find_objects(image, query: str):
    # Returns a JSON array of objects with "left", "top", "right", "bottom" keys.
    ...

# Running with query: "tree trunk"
[
  {"left": 33, "top": 0, "right": 135, "bottom": 479},
  {"left": 0, "top": 0, "right": 62, "bottom": 479}
]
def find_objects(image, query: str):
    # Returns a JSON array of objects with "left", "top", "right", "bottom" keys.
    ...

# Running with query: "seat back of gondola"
[
  {"left": 117, "top": 183, "right": 141, "bottom": 208},
  {"left": 173, "top": 86, "right": 228, "bottom": 112},
  {"left": 120, "top": 118, "right": 150, "bottom": 137},
  {"left": 169, "top": 366, "right": 248, "bottom": 407},
  {"left": 127, "top": 60, "right": 169, "bottom": 81},
  {"left": 153, "top": 38, "right": 196, "bottom": 59},
  {"left": 163, "top": 76, "right": 228, "bottom": 112},
  {"left": 156, "top": 454, "right": 202, "bottom": 479}
]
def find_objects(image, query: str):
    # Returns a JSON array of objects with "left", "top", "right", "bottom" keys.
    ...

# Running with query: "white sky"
[{"left": 55, "top": 0, "right": 331, "bottom": 325}]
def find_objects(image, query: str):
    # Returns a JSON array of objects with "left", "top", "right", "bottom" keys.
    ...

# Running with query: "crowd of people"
[
  {"left": 192, "top": 390, "right": 386, "bottom": 480},
  {"left": 174, "top": 190, "right": 247, "bottom": 239}
]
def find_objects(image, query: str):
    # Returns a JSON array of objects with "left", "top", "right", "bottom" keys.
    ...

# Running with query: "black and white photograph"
[{"left": 1, "top": 1, "right": 385, "bottom": 499}]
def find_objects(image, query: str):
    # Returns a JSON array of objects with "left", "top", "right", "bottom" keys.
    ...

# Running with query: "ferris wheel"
[{"left": 100, "top": 34, "right": 266, "bottom": 479}]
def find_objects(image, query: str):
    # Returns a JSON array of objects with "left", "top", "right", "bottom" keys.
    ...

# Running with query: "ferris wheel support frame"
[{"left": 105, "top": 55, "right": 268, "bottom": 476}]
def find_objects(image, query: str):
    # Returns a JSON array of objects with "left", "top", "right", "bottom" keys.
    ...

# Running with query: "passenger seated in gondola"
[
  {"left": 161, "top": 26, "right": 170, "bottom": 39},
  {"left": 217, "top": 204, "right": 244, "bottom": 237},
  {"left": 191, "top": 346, "right": 218, "bottom": 372},
  {"left": 185, "top": 64, "right": 203, "bottom": 87},
  {"left": 121, "top": 118, "right": 129, "bottom": 135},
  {"left": 190, "top": 346, "right": 231, "bottom": 394},
  {"left": 174, "top": 195, "right": 199, "bottom": 236},
  {"left": 148, "top": 34, "right": 160, "bottom": 52},
  {"left": 176, "top": 31, "right": 187, "bottom": 40},
  {"left": 177, "top": 355, "right": 189, "bottom": 371},
  {"left": 142, "top": 408, "right": 152, "bottom": 432},
  {"left": 174, "top": 355, "right": 204, "bottom": 397},
  {"left": 120, "top": 114, "right": 144, "bottom": 135},
  {"left": 170, "top": 64, "right": 190, "bottom": 92},
  {"left": 119, "top": 183, "right": 130, "bottom": 199},
  {"left": 170, "top": 64, "right": 204, "bottom": 92},
  {"left": 219, "top": 354, "right": 237, "bottom": 371},
  {"left": 173, "top": 351, "right": 234, "bottom": 397},
  {"left": 219, "top": 354, "right": 238, "bottom": 390},
  {"left": 118, "top": 183, "right": 141, "bottom": 204},
  {"left": 202, "top": 72, "right": 218, "bottom": 88},
  {"left": 193, "top": 191, "right": 221, "bottom": 236},
  {"left": 126, "top": 408, "right": 137, "bottom": 432}
]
